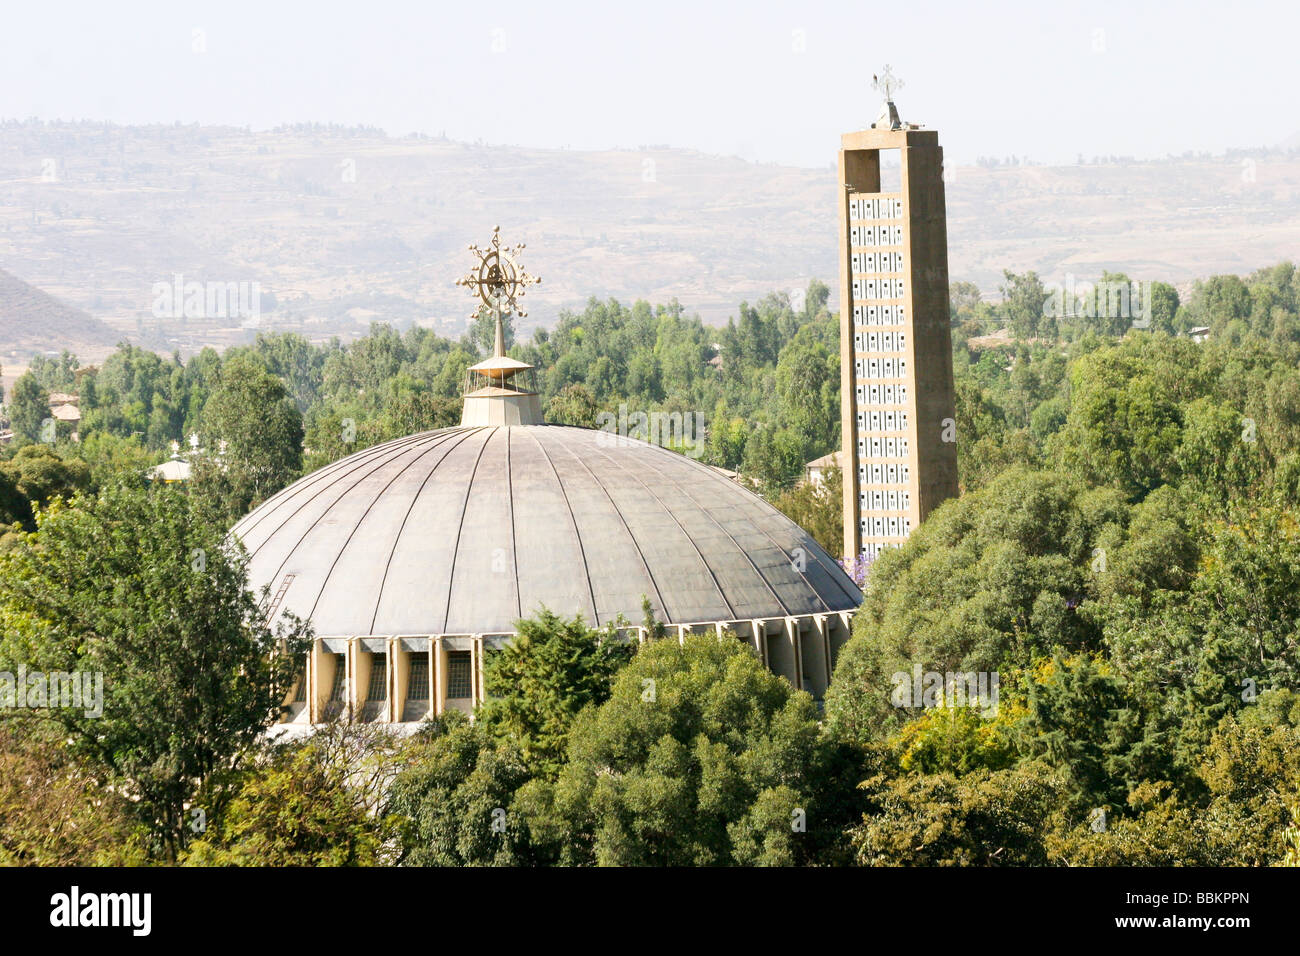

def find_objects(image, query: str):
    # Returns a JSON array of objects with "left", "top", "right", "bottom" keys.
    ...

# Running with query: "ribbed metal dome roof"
[{"left": 232, "top": 425, "right": 861, "bottom": 636}]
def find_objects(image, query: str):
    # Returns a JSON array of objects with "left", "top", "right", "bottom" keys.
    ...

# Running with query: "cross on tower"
[{"left": 872, "top": 65, "right": 904, "bottom": 103}]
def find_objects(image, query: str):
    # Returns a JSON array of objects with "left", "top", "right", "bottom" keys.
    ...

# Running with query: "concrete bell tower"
[{"left": 838, "top": 68, "right": 959, "bottom": 568}]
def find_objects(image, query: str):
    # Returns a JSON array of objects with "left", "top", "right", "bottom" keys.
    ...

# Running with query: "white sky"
[{"left": 5, "top": 0, "right": 1297, "bottom": 167}]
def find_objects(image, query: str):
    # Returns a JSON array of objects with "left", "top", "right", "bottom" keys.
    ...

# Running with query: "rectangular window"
[
  {"left": 293, "top": 662, "right": 308, "bottom": 703},
  {"left": 362, "top": 655, "right": 387, "bottom": 722},
  {"left": 447, "top": 651, "right": 473, "bottom": 700},
  {"left": 328, "top": 654, "right": 347, "bottom": 701},
  {"left": 324, "top": 653, "right": 347, "bottom": 719},
  {"left": 367, "top": 655, "right": 388, "bottom": 701},
  {"left": 408, "top": 656, "right": 430, "bottom": 700}
]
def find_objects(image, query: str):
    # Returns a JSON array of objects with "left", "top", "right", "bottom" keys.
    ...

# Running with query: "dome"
[{"left": 233, "top": 424, "right": 862, "bottom": 637}]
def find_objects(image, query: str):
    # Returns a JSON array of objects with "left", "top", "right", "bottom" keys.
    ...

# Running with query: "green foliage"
[
  {"left": 770, "top": 465, "right": 842, "bottom": 557},
  {"left": 0, "top": 723, "right": 148, "bottom": 865},
  {"left": 1102, "top": 506, "right": 1300, "bottom": 769},
  {"left": 193, "top": 353, "right": 304, "bottom": 522},
  {"left": 516, "top": 635, "right": 862, "bottom": 865},
  {"left": 386, "top": 711, "right": 541, "bottom": 866},
  {"left": 999, "top": 270, "right": 1049, "bottom": 340},
  {"left": 7, "top": 373, "right": 49, "bottom": 443},
  {"left": 472, "top": 304, "right": 515, "bottom": 355},
  {"left": 0, "top": 482, "right": 310, "bottom": 860},
  {"left": 544, "top": 382, "right": 599, "bottom": 427},
  {"left": 26, "top": 350, "right": 79, "bottom": 392},
  {"left": 1018, "top": 655, "right": 1134, "bottom": 813},
  {"left": 1195, "top": 708, "right": 1300, "bottom": 866},
  {"left": 890, "top": 696, "right": 1024, "bottom": 776},
  {"left": 0, "top": 444, "right": 93, "bottom": 530},
  {"left": 1044, "top": 781, "right": 1228, "bottom": 866},
  {"left": 479, "top": 609, "right": 634, "bottom": 776},
  {"left": 825, "top": 468, "right": 1121, "bottom": 744},
  {"left": 852, "top": 763, "right": 1062, "bottom": 866},
  {"left": 9, "top": 259, "right": 1300, "bottom": 867},
  {"left": 185, "top": 722, "right": 400, "bottom": 866}
]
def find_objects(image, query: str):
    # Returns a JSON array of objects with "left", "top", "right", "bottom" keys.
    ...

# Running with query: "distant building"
[
  {"left": 50, "top": 403, "right": 80, "bottom": 423},
  {"left": 805, "top": 451, "right": 846, "bottom": 488},
  {"left": 149, "top": 456, "right": 192, "bottom": 483},
  {"left": 1188, "top": 326, "right": 1211, "bottom": 343}
]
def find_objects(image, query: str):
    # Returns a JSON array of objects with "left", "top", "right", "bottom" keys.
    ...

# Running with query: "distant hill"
[
  {"left": 0, "top": 267, "right": 120, "bottom": 361},
  {"left": 0, "top": 120, "right": 1297, "bottom": 357}
]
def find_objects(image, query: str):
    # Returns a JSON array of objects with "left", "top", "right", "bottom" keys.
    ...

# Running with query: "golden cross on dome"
[{"left": 455, "top": 225, "right": 541, "bottom": 319}]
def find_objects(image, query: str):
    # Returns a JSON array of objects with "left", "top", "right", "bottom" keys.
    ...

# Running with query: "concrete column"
[
  {"left": 347, "top": 638, "right": 362, "bottom": 723},
  {"left": 810, "top": 614, "right": 832, "bottom": 696},
  {"left": 829, "top": 610, "right": 854, "bottom": 671},
  {"left": 433, "top": 636, "right": 446, "bottom": 716},
  {"left": 308, "top": 638, "right": 327, "bottom": 724},
  {"left": 786, "top": 617, "right": 803, "bottom": 691},
  {"left": 765, "top": 618, "right": 798, "bottom": 686},
  {"left": 473, "top": 635, "right": 486, "bottom": 708},
  {"left": 387, "top": 638, "right": 401, "bottom": 723},
  {"left": 751, "top": 619, "right": 767, "bottom": 666}
]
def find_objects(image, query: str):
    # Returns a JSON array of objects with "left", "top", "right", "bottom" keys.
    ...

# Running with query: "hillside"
[
  {"left": 0, "top": 120, "right": 1298, "bottom": 357},
  {"left": 0, "top": 265, "right": 121, "bottom": 363}
]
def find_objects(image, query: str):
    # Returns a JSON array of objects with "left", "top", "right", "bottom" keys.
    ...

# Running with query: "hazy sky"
[{"left": 5, "top": 0, "right": 1297, "bottom": 167}]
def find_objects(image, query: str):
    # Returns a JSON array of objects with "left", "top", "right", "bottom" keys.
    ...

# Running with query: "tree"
[
  {"left": 377, "top": 390, "right": 459, "bottom": 438},
  {"left": 1018, "top": 654, "right": 1134, "bottom": 814},
  {"left": 950, "top": 280, "right": 983, "bottom": 322},
  {"left": 544, "top": 383, "right": 599, "bottom": 427},
  {"left": 1147, "top": 281, "right": 1180, "bottom": 334},
  {"left": 7, "top": 373, "right": 49, "bottom": 444},
  {"left": 1189, "top": 274, "right": 1252, "bottom": 328},
  {"left": 385, "top": 711, "right": 541, "bottom": 866},
  {"left": 888, "top": 695, "right": 1024, "bottom": 776},
  {"left": 1102, "top": 505, "right": 1300, "bottom": 769},
  {"left": 852, "top": 764, "right": 1062, "bottom": 866},
  {"left": 1195, "top": 708, "right": 1300, "bottom": 866},
  {"left": 825, "top": 468, "right": 1123, "bottom": 744},
  {"left": 804, "top": 278, "right": 830, "bottom": 320},
  {"left": 479, "top": 609, "right": 634, "bottom": 776},
  {"left": 517, "top": 634, "right": 862, "bottom": 865},
  {"left": 1051, "top": 350, "right": 1184, "bottom": 497},
  {"left": 0, "top": 724, "right": 147, "bottom": 865},
  {"left": 0, "top": 445, "right": 93, "bottom": 532},
  {"left": 1000, "top": 271, "right": 1048, "bottom": 341},
  {"left": 194, "top": 353, "right": 304, "bottom": 522},
  {"left": 1174, "top": 397, "right": 1264, "bottom": 500},
  {"left": 0, "top": 482, "right": 310, "bottom": 860},
  {"left": 772, "top": 465, "right": 843, "bottom": 557},
  {"left": 184, "top": 721, "right": 401, "bottom": 866},
  {"left": 1043, "top": 780, "right": 1226, "bottom": 866},
  {"left": 775, "top": 340, "right": 835, "bottom": 456}
]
